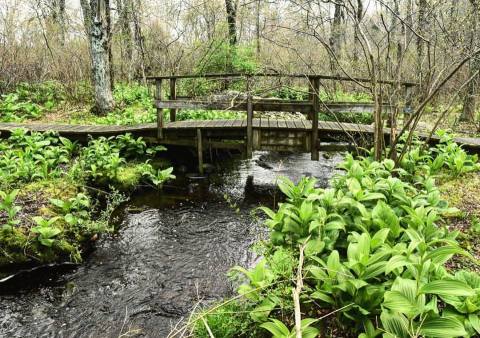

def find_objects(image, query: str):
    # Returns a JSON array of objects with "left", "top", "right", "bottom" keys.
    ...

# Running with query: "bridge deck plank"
[{"left": 0, "top": 121, "right": 479, "bottom": 149}]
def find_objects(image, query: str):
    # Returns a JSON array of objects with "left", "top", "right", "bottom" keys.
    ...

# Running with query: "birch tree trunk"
[{"left": 80, "top": 0, "right": 115, "bottom": 114}]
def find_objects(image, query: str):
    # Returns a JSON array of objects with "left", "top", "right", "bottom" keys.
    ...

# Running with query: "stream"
[{"left": 0, "top": 150, "right": 344, "bottom": 338}]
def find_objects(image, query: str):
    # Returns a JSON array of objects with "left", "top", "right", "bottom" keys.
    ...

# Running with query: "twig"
[
  {"left": 201, "top": 317, "right": 215, "bottom": 338},
  {"left": 293, "top": 237, "right": 309, "bottom": 338}
]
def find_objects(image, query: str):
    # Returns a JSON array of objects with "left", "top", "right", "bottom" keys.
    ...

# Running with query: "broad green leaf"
[
  {"left": 310, "top": 291, "right": 335, "bottom": 304},
  {"left": 347, "top": 279, "right": 369, "bottom": 290},
  {"left": 469, "top": 314, "right": 480, "bottom": 334},
  {"left": 380, "top": 311, "right": 410, "bottom": 338},
  {"left": 371, "top": 228, "right": 390, "bottom": 249},
  {"left": 385, "top": 255, "right": 410, "bottom": 275},
  {"left": 347, "top": 178, "right": 362, "bottom": 196},
  {"left": 418, "top": 316, "right": 467, "bottom": 338},
  {"left": 250, "top": 298, "right": 277, "bottom": 322},
  {"left": 362, "top": 261, "right": 386, "bottom": 280},
  {"left": 425, "top": 245, "right": 469, "bottom": 264},
  {"left": 383, "top": 291, "right": 420, "bottom": 317},
  {"left": 260, "top": 319, "right": 290, "bottom": 337},
  {"left": 304, "top": 238, "right": 325, "bottom": 256},
  {"left": 258, "top": 206, "right": 277, "bottom": 219},
  {"left": 301, "top": 327, "right": 320, "bottom": 338},
  {"left": 419, "top": 280, "right": 475, "bottom": 297},
  {"left": 307, "top": 265, "right": 328, "bottom": 280},
  {"left": 359, "top": 192, "right": 386, "bottom": 202},
  {"left": 327, "top": 250, "right": 341, "bottom": 278},
  {"left": 383, "top": 278, "right": 424, "bottom": 317},
  {"left": 372, "top": 201, "right": 400, "bottom": 238}
]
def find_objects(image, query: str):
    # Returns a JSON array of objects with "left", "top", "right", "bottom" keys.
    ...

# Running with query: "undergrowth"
[
  {"left": 191, "top": 132, "right": 480, "bottom": 338},
  {"left": 0, "top": 82, "right": 64, "bottom": 122},
  {"left": 0, "top": 129, "right": 174, "bottom": 269}
]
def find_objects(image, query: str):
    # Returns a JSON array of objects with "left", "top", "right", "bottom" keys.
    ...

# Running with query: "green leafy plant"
[
  {"left": 31, "top": 216, "right": 62, "bottom": 247},
  {"left": 260, "top": 318, "right": 319, "bottom": 338},
  {"left": 0, "top": 189, "right": 21, "bottom": 231},
  {"left": 217, "top": 134, "right": 480, "bottom": 337}
]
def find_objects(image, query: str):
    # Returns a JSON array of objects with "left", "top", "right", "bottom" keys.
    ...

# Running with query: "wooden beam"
[
  {"left": 169, "top": 78, "right": 177, "bottom": 122},
  {"left": 310, "top": 77, "right": 320, "bottom": 161},
  {"left": 197, "top": 128, "right": 204, "bottom": 174},
  {"left": 155, "top": 79, "right": 163, "bottom": 139},
  {"left": 155, "top": 100, "right": 392, "bottom": 114},
  {"left": 246, "top": 77, "right": 253, "bottom": 158},
  {"left": 156, "top": 99, "right": 313, "bottom": 113},
  {"left": 146, "top": 73, "right": 418, "bottom": 87}
]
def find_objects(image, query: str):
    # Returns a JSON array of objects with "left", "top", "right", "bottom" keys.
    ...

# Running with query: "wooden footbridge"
[{"left": 1, "top": 73, "right": 480, "bottom": 173}]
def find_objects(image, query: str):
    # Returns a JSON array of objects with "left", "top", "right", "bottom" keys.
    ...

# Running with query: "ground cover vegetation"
[
  {"left": 191, "top": 133, "right": 480, "bottom": 338},
  {"left": 0, "top": 128, "right": 174, "bottom": 270}
]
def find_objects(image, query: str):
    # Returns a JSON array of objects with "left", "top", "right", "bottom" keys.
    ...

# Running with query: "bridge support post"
[
  {"left": 197, "top": 128, "right": 204, "bottom": 175},
  {"left": 155, "top": 79, "right": 163, "bottom": 139},
  {"left": 170, "top": 78, "right": 177, "bottom": 122},
  {"left": 246, "top": 76, "right": 254, "bottom": 158},
  {"left": 310, "top": 76, "right": 320, "bottom": 161}
]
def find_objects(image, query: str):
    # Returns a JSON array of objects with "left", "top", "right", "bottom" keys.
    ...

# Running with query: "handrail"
[{"left": 146, "top": 72, "right": 418, "bottom": 87}]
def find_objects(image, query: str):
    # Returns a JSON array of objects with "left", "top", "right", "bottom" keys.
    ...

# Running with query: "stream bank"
[{"left": 0, "top": 150, "right": 344, "bottom": 337}]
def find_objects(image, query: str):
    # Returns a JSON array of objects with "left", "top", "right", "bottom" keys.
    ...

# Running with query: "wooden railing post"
[
  {"left": 155, "top": 79, "right": 163, "bottom": 139},
  {"left": 307, "top": 83, "right": 314, "bottom": 121},
  {"left": 246, "top": 76, "right": 254, "bottom": 158},
  {"left": 197, "top": 128, "right": 204, "bottom": 174},
  {"left": 169, "top": 78, "right": 177, "bottom": 122},
  {"left": 310, "top": 76, "right": 320, "bottom": 161}
]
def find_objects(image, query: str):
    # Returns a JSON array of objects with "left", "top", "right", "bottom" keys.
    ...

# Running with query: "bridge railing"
[{"left": 147, "top": 73, "right": 416, "bottom": 160}]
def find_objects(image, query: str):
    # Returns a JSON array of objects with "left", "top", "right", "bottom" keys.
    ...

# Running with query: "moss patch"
[
  {"left": 439, "top": 172, "right": 480, "bottom": 216},
  {"left": 439, "top": 172, "right": 480, "bottom": 272}
]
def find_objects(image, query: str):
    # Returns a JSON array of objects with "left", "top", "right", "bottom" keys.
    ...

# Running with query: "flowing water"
[{"left": 0, "top": 150, "right": 344, "bottom": 338}]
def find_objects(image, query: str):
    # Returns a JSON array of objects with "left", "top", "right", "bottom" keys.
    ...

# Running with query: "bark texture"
[
  {"left": 80, "top": 0, "right": 115, "bottom": 114},
  {"left": 329, "top": 0, "right": 345, "bottom": 71},
  {"left": 461, "top": 0, "right": 480, "bottom": 121}
]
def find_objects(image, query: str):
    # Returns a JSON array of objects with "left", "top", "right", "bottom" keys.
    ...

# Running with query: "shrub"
[{"left": 208, "top": 133, "right": 480, "bottom": 337}]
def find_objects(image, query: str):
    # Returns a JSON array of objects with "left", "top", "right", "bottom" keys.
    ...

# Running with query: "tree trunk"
[
  {"left": 353, "top": 0, "right": 363, "bottom": 62},
  {"left": 461, "top": 0, "right": 480, "bottom": 122},
  {"left": 406, "top": 0, "right": 414, "bottom": 43},
  {"left": 105, "top": 0, "right": 114, "bottom": 90},
  {"left": 117, "top": 0, "right": 133, "bottom": 80},
  {"left": 225, "top": 0, "right": 238, "bottom": 72},
  {"left": 80, "top": 0, "right": 115, "bottom": 114},
  {"left": 416, "top": 0, "right": 428, "bottom": 88},
  {"left": 390, "top": 0, "right": 404, "bottom": 148},
  {"left": 132, "top": 0, "right": 147, "bottom": 83},
  {"left": 329, "top": 0, "right": 344, "bottom": 72},
  {"left": 57, "top": 0, "right": 66, "bottom": 46},
  {"left": 462, "top": 59, "right": 479, "bottom": 122},
  {"left": 256, "top": 0, "right": 261, "bottom": 58}
]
